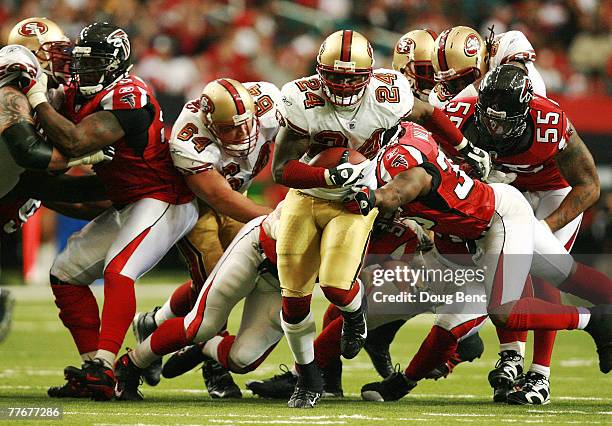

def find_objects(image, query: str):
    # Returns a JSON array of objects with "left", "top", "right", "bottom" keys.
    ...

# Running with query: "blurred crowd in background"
[{"left": 0, "top": 0, "right": 610, "bottom": 282}]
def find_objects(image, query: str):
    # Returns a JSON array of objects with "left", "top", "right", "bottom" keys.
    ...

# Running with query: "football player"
[
  {"left": 346, "top": 119, "right": 612, "bottom": 402},
  {"left": 132, "top": 78, "right": 283, "bottom": 395},
  {"left": 20, "top": 22, "right": 198, "bottom": 400},
  {"left": 272, "top": 29, "right": 490, "bottom": 408},
  {"left": 443, "top": 65, "right": 601, "bottom": 404},
  {"left": 392, "top": 29, "right": 438, "bottom": 102},
  {"left": 429, "top": 25, "right": 546, "bottom": 108}
]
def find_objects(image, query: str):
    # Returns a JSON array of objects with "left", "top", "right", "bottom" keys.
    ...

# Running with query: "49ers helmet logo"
[
  {"left": 18, "top": 21, "right": 48, "bottom": 37},
  {"left": 396, "top": 37, "right": 414, "bottom": 55},
  {"left": 200, "top": 94, "right": 215, "bottom": 114},
  {"left": 464, "top": 33, "right": 481, "bottom": 56},
  {"left": 106, "top": 28, "right": 131, "bottom": 59}
]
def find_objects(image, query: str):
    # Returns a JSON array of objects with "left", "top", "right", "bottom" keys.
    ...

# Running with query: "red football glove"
[{"left": 344, "top": 186, "right": 376, "bottom": 216}]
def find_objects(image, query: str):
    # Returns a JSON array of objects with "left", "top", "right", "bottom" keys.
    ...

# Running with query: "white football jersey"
[
  {"left": 0, "top": 45, "right": 44, "bottom": 198},
  {"left": 170, "top": 81, "right": 284, "bottom": 194},
  {"left": 281, "top": 69, "right": 413, "bottom": 200},
  {"left": 428, "top": 30, "right": 545, "bottom": 108}
]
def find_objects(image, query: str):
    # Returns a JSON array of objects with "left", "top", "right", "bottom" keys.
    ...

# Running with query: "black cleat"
[
  {"left": 321, "top": 358, "right": 343, "bottom": 397},
  {"left": 364, "top": 339, "right": 394, "bottom": 378},
  {"left": 202, "top": 358, "right": 242, "bottom": 399},
  {"left": 288, "top": 362, "right": 323, "bottom": 408},
  {"left": 507, "top": 371, "right": 550, "bottom": 405},
  {"left": 114, "top": 352, "right": 144, "bottom": 401},
  {"left": 426, "top": 332, "right": 485, "bottom": 380},
  {"left": 64, "top": 359, "right": 116, "bottom": 401},
  {"left": 162, "top": 343, "right": 206, "bottom": 379},
  {"left": 0, "top": 289, "right": 15, "bottom": 343},
  {"left": 341, "top": 306, "right": 367, "bottom": 359},
  {"left": 584, "top": 304, "right": 612, "bottom": 374},
  {"left": 488, "top": 350, "right": 524, "bottom": 403},
  {"left": 361, "top": 371, "right": 417, "bottom": 401},
  {"left": 132, "top": 307, "right": 162, "bottom": 386},
  {"left": 48, "top": 374, "right": 91, "bottom": 398},
  {"left": 246, "top": 364, "right": 297, "bottom": 399}
]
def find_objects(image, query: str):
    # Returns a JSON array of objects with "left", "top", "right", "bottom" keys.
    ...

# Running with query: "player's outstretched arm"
[
  {"left": 0, "top": 86, "right": 69, "bottom": 170},
  {"left": 374, "top": 167, "right": 432, "bottom": 213},
  {"left": 185, "top": 169, "right": 272, "bottom": 223},
  {"left": 546, "top": 125, "right": 600, "bottom": 232}
]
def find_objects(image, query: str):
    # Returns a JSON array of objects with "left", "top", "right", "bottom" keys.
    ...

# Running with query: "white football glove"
[
  {"left": 485, "top": 169, "right": 517, "bottom": 184},
  {"left": 25, "top": 72, "right": 48, "bottom": 109},
  {"left": 457, "top": 138, "right": 491, "bottom": 181},
  {"left": 67, "top": 146, "right": 115, "bottom": 167},
  {"left": 324, "top": 150, "right": 370, "bottom": 187}
]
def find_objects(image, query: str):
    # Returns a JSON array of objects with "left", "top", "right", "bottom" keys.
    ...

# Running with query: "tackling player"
[
  {"left": 272, "top": 29, "right": 490, "bottom": 408},
  {"left": 132, "top": 78, "right": 283, "bottom": 396},
  {"left": 20, "top": 22, "right": 198, "bottom": 400},
  {"left": 444, "top": 64, "right": 600, "bottom": 404}
]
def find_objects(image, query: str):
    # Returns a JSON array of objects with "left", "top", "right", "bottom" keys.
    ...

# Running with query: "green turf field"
[{"left": 1, "top": 281, "right": 610, "bottom": 425}]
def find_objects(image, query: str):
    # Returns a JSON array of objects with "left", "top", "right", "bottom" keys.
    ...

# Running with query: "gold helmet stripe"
[
  {"left": 340, "top": 30, "right": 353, "bottom": 63},
  {"left": 436, "top": 29, "right": 452, "bottom": 72},
  {"left": 216, "top": 78, "right": 246, "bottom": 115}
]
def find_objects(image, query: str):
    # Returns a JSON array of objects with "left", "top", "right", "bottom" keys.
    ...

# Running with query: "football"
[{"left": 308, "top": 147, "right": 367, "bottom": 169}]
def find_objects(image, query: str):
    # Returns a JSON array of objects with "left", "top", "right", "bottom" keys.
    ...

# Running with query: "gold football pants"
[
  {"left": 277, "top": 189, "right": 378, "bottom": 298},
  {"left": 176, "top": 204, "right": 245, "bottom": 292}
]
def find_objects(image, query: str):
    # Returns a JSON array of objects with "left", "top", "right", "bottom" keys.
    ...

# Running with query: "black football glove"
[
  {"left": 344, "top": 186, "right": 376, "bottom": 216},
  {"left": 324, "top": 150, "right": 369, "bottom": 187},
  {"left": 102, "top": 145, "right": 115, "bottom": 162}
]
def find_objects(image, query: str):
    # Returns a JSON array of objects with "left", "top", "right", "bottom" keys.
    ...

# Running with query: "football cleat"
[
  {"left": 507, "top": 371, "right": 550, "bottom": 405},
  {"left": 161, "top": 343, "right": 206, "bottom": 379},
  {"left": 288, "top": 361, "right": 323, "bottom": 408},
  {"left": 132, "top": 307, "right": 162, "bottom": 386},
  {"left": 341, "top": 305, "right": 367, "bottom": 359},
  {"left": 202, "top": 358, "right": 242, "bottom": 399},
  {"left": 114, "top": 352, "right": 144, "bottom": 401},
  {"left": 584, "top": 304, "right": 612, "bottom": 374},
  {"left": 426, "top": 332, "right": 485, "bottom": 380},
  {"left": 246, "top": 364, "right": 297, "bottom": 399},
  {"left": 488, "top": 350, "right": 524, "bottom": 403},
  {"left": 321, "top": 358, "right": 343, "bottom": 398},
  {"left": 361, "top": 371, "right": 417, "bottom": 402},
  {"left": 364, "top": 338, "right": 395, "bottom": 378},
  {"left": 64, "top": 359, "right": 116, "bottom": 401},
  {"left": 0, "top": 289, "right": 15, "bottom": 343},
  {"left": 48, "top": 374, "right": 91, "bottom": 398}
]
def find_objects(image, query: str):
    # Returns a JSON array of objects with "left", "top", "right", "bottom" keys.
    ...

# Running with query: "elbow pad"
[{"left": 1, "top": 121, "right": 52, "bottom": 169}]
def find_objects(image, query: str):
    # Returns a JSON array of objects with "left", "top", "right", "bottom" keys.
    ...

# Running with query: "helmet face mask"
[
  {"left": 437, "top": 67, "right": 480, "bottom": 97},
  {"left": 36, "top": 40, "right": 72, "bottom": 84},
  {"left": 475, "top": 103, "right": 527, "bottom": 141},
  {"left": 208, "top": 115, "right": 259, "bottom": 158},
  {"left": 317, "top": 67, "right": 371, "bottom": 106},
  {"left": 406, "top": 61, "right": 436, "bottom": 95}
]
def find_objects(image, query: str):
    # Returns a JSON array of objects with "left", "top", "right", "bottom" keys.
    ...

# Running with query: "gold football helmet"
[
  {"left": 7, "top": 17, "right": 71, "bottom": 84},
  {"left": 317, "top": 30, "right": 374, "bottom": 107},
  {"left": 392, "top": 29, "right": 437, "bottom": 102},
  {"left": 200, "top": 78, "right": 258, "bottom": 157},
  {"left": 431, "top": 26, "right": 488, "bottom": 97}
]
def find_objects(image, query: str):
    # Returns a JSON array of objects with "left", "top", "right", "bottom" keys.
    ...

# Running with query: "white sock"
[
  {"left": 500, "top": 341, "right": 526, "bottom": 358},
  {"left": 281, "top": 311, "right": 316, "bottom": 365},
  {"left": 129, "top": 335, "right": 161, "bottom": 369},
  {"left": 80, "top": 351, "right": 97, "bottom": 362},
  {"left": 94, "top": 350, "right": 116, "bottom": 369},
  {"left": 529, "top": 364, "right": 551, "bottom": 378},
  {"left": 336, "top": 280, "right": 363, "bottom": 313},
  {"left": 154, "top": 299, "right": 176, "bottom": 326},
  {"left": 576, "top": 307, "right": 591, "bottom": 330},
  {"left": 202, "top": 335, "right": 224, "bottom": 362}
]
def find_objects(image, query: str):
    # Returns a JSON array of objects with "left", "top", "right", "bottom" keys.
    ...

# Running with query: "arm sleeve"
[
  {"left": 1, "top": 121, "right": 53, "bottom": 169},
  {"left": 422, "top": 107, "right": 465, "bottom": 154},
  {"left": 281, "top": 159, "right": 327, "bottom": 188},
  {"left": 108, "top": 103, "right": 154, "bottom": 137}
]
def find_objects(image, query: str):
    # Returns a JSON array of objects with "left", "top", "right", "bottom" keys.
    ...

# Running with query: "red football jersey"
[
  {"left": 444, "top": 95, "right": 572, "bottom": 192},
  {"left": 368, "top": 216, "right": 419, "bottom": 258},
  {"left": 62, "top": 76, "right": 193, "bottom": 206},
  {"left": 376, "top": 122, "right": 495, "bottom": 240}
]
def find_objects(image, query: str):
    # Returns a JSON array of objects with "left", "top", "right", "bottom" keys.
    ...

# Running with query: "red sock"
[
  {"left": 505, "top": 297, "right": 579, "bottom": 331},
  {"left": 322, "top": 304, "right": 342, "bottom": 328},
  {"left": 98, "top": 272, "right": 136, "bottom": 354},
  {"left": 282, "top": 295, "right": 312, "bottom": 324},
  {"left": 51, "top": 282, "right": 100, "bottom": 354},
  {"left": 558, "top": 262, "right": 612, "bottom": 304},
  {"left": 150, "top": 317, "right": 189, "bottom": 356},
  {"left": 405, "top": 326, "right": 457, "bottom": 381},
  {"left": 532, "top": 278, "right": 561, "bottom": 367},
  {"left": 314, "top": 316, "right": 343, "bottom": 368},
  {"left": 216, "top": 335, "right": 237, "bottom": 369},
  {"left": 496, "top": 327, "right": 528, "bottom": 346},
  {"left": 169, "top": 280, "right": 196, "bottom": 317},
  {"left": 321, "top": 281, "right": 360, "bottom": 308}
]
